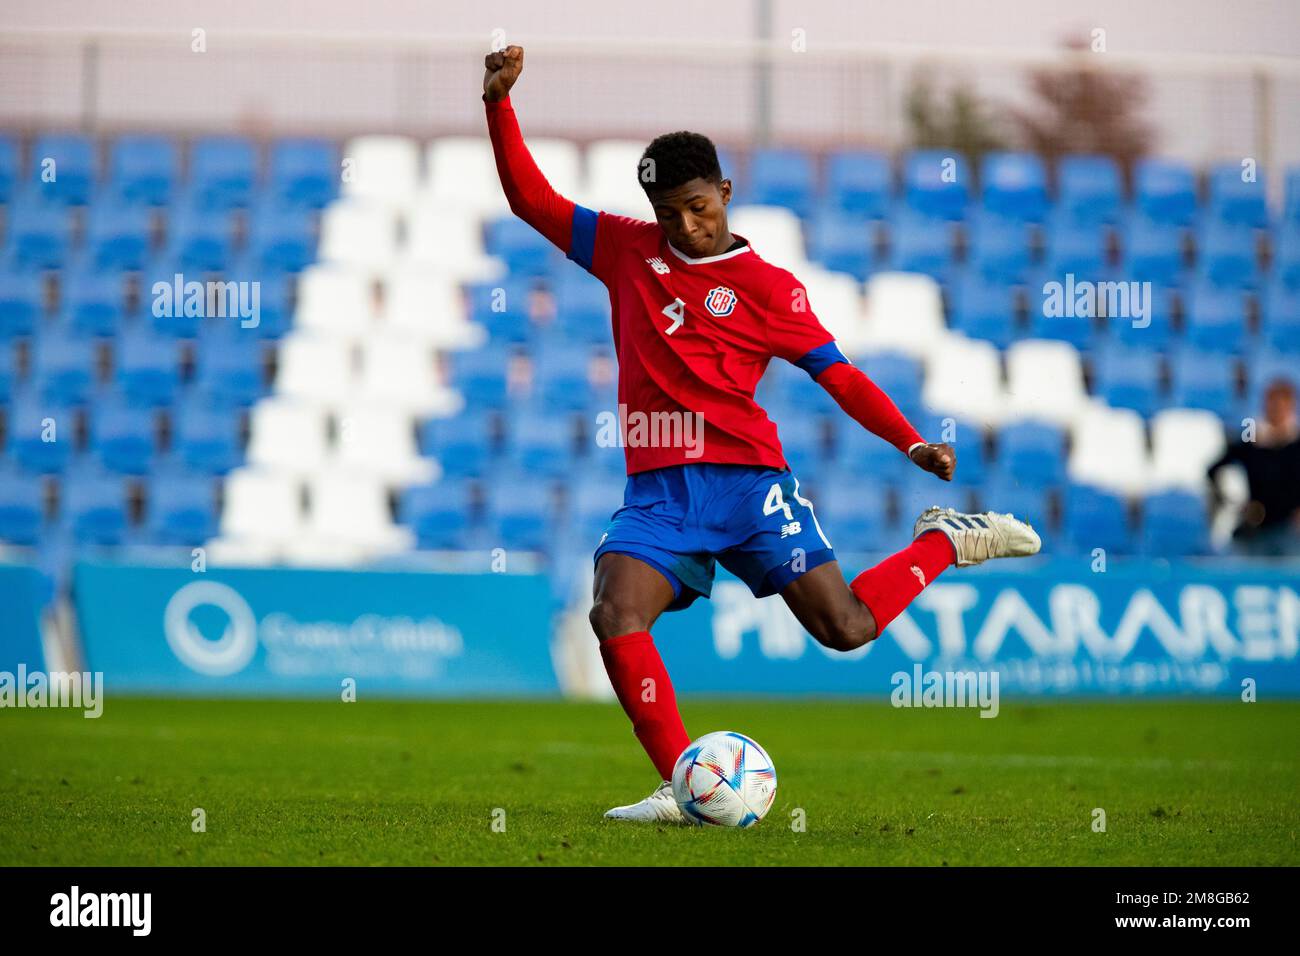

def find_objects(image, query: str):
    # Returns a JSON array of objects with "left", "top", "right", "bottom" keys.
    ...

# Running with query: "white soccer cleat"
[
  {"left": 913, "top": 505, "right": 1042, "bottom": 567},
  {"left": 603, "top": 780, "right": 688, "bottom": 824}
]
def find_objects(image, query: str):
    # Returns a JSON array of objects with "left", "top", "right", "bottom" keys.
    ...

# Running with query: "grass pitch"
[{"left": 1, "top": 697, "right": 1296, "bottom": 866}]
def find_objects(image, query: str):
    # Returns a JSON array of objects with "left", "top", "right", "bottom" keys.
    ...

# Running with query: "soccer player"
[{"left": 483, "top": 46, "right": 1040, "bottom": 822}]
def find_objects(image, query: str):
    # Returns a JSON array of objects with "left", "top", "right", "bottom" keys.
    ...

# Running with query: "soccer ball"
[{"left": 671, "top": 731, "right": 777, "bottom": 827}]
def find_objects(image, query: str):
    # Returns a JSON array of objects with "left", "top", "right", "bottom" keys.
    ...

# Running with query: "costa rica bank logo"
[
  {"left": 704, "top": 285, "right": 737, "bottom": 316},
  {"left": 163, "top": 581, "right": 258, "bottom": 676}
]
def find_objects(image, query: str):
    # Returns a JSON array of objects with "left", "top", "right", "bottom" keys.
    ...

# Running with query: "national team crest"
[{"left": 704, "top": 286, "right": 738, "bottom": 316}]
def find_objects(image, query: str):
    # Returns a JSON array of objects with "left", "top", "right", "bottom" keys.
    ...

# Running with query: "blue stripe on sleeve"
[
  {"left": 567, "top": 204, "right": 599, "bottom": 272},
  {"left": 793, "top": 340, "right": 849, "bottom": 379}
]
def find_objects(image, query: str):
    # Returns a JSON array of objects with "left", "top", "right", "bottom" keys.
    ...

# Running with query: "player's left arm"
[{"left": 765, "top": 274, "right": 955, "bottom": 481}]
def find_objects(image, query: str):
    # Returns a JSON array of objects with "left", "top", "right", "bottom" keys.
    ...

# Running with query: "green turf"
[{"left": 1, "top": 697, "right": 1296, "bottom": 866}]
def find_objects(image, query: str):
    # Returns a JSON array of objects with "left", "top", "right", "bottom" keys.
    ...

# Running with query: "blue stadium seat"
[
  {"left": 89, "top": 400, "right": 156, "bottom": 474},
  {"left": 8, "top": 399, "right": 76, "bottom": 473},
  {"left": 1196, "top": 221, "right": 1257, "bottom": 289},
  {"left": 173, "top": 401, "right": 243, "bottom": 474},
  {"left": 966, "top": 211, "right": 1032, "bottom": 284},
  {"left": 116, "top": 332, "right": 181, "bottom": 406},
  {"left": 0, "top": 270, "right": 44, "bottom": 338},
  {"left": 857, "top": 351, "right": 924, "bottom": 415},
  {"left": 0, "top": 135, "right": 17, "bottom": 203},
  {"left": 748, "top": 148, "right": 816, "bottom": 217},
  {"left": 401, "top": 480, "right": 476, "bottom": 549},
  {"left": 951, "top": 273, "right": 1019, "bottom": 351},
  {"left": 0, "top": 470, "right": 44, "bottom": 545},
  {"left": 193, "top": 328, "right": 265, "bottom": 406},
  {"left": 246, "top": 201, "right": 317, "bottom": 273},
  {"left": 467, "top": 278, "right": 535, "bottom": 344},
  {"left": 507, "top": 409, "right": 573, "bottom": 477},
  {"left": 190, "top": 137, "right": 258, "bottom": 208},
  {"left": 451, "top": 346, "right": 510, "bottom": 408},
  {"left": 902, "top": 150, "right": 969, "bottom": 220},
  {"left": 62, "top": 269, "right": 126, "bottom": 337},
  {"left": 1121, "top": 212, "right": 1184, "bottom": 285},
  {"left": 1207, "top": 162, "right": 1269, "bottom": 228},
  {"left": 808, "top": 211, "right": 875, "bottom": 281},
  {"left": 1106, "top": 284, "right": 1174, "bottom": 352},
  {"left": 833, "top": 420, "right": 909, "bottom": 486},
  {"left": 85, "top": 202, "right": 152, "bottom": 269},
  {"left": 824, "top": 150, "right": 891, "bottom": 218},
  {"left": 980, "top": 152, "right": 1049, "bottom": 222},
  {"left": 1057, "top": 154, "right": 1122, "bottom": 223},
  {"left": 1043, "top": 213, "right": 1106, "bottom": 278},
  {"left": 1094, "top": 347, "right": 1161, "bottom": 418},
  {"left": 911, "top": 411, "right": 987, "bottom": 484},
  {"left": 1273, "top": 222, "right": 1300, "bottom": 290},
  {"left": 486, "top": 216, "right": 560, "bottom": 277},
  {"left": 780, "top": 426, "right": 824, "bottom": 481},
  {"left": 146, "top": 471, "right": 218, "bottom": 544},
  {"left": 1261, "top": 279, "right": 1300, "bottom": 353},
  {"left": 165, "top": 202, "right": 235, "bottom": 271},
  {"left": 1140, "top": 490, "right": 1208, "bottom": 556},
  {"left": 1183, "top": 283, "right": 1248, "bottom": 353},
  {"left": 1171, "top": 349, "right": 1238, "bottom": 420},
  {"left": 551, "top": 270, "right": 611, "bottom": 344},
  {"left": 996, "top": 420, "right": 1066, "bottom": 486},
  {"left": 421, "top": 411, "right": 495, "bottom": 478},
  {"left": 568, "top": 477, "right": 624, "bottom": 544},
  {"left": 137, "top": 260, "right": 205, "bottom": 339},
  {"left": 888, "top": 212, "right": 954, "bottom": 279},
  {"left": 1063, "top": 484, "right": 1133, "bottom": 556},
  {"left": 978, "top": 476, "right": 1054, "bottom": 549},
  {"left": 29, "top": 134, "right": 96, "bottom": 204},
  {"left": 813, "top": 480, "right": 894, "bottom": 543},
  {"left": 533, "top": 347, "right": 593, "bottom": 411},
  {"left": 268, "top": 138, "right": 338, "bottom": 208},
  {"left": 487, "top": 477, "right": 554, "bottom": 551},
  {"left": 219, "top": 264, "right": 293, "bottom": 339},
  {"left": 32, "top": 333, "right": 96, "bottom": 404},
  {"left": 61, "top": 472, "right": 128, "bottom": 545},
  {"left": 5, "top": 196, "right": 73, "bottom": 268},
  {"left": 1246, "top": 350, "right": 1299, "bottom": 408},
  {"left": 109, "top": 134, "right": 178, "bottom": 206},
  {"left": 1028, "top": 285, "right": 1096, "bottom": 350},
  {"left": 1134, "top": 158, "right": 1197, "bottom": 226}
]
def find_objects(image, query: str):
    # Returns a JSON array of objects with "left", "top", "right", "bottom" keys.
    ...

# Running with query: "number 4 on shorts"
[{"left": 763, "top": 483, "right": 794, "bottom": 522}]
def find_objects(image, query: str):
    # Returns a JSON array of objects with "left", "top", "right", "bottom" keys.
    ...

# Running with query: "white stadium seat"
[
  {"left": 296, "top": 474, "right": 414, "bottom": 557},
  {"left": 424, "top": 136, "right": 509, "bottom": 216},
  {"left": 1004, "top": 339, "right": 1089, "bottom": 426},
  {"left": 921, "top": 334, "right": 1006, "bottom": 427},
  {"left": 858, "top": 272, "right": 946, "bottom": 358},
  {"left": 583, "top": 139, "right": 653, "bottom": 219},
  {"left": 332, "top": 404, "right": 436, "bottom": 485},
  {"left": 317, "top": 199, "right": 399, "bottom": 273},
  {"left": 1150, "top": 407, "right": 1228, "bottom": 491},
  {"left": 341, "top": 135, "right": 421, "bottom": 208},
  {"left": 275, "top": 333, "right": 358, "bottom": 405},
  {"left": 1068, "top": 400, "right": 1152, "bottom": 496},
  {"left": 798, "top": 267, "right": 867, "bottom": 355},
  {"left": 245, "top": 398, "right": 332, "bottom": 475},
  {"left": 355, "top": 336, "right": 460, "bottom": 417},
  {"left": 294, "top": 264, "right": 376, "bottom": 340},
  {"left": 217, "top": 468, "right": 304, "bottom": 544},
  {"left": 522, "top": 137, "right": 583, "bottom": 201},
  {"left": 401, "top": 201, "right": 503, "bottom": 282},
  {"left": 381, "top": 267, "right": 484, "bottom": 349},
  {"left": 728, "top": 205, "right": 807, "bottom": 271}
]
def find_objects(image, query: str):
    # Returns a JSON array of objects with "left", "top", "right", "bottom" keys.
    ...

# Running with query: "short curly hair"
[{"left": 638, "top": 131, "right": 723, "bottom": 194}]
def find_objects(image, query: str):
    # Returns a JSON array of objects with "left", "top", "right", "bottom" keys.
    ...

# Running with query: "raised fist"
[{"left": 483, "top": 45, "right": 524, "bottom": 102}]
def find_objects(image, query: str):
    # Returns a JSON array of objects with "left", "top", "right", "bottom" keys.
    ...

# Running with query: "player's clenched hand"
[
  {"left": 909, "top": 442, "right": 956, "bottom": 481},
  {"left": 483, "top": 45, "right": 524, "bottom": 102}
]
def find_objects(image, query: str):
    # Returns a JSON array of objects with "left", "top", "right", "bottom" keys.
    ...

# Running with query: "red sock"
[
  {"left": 599, "top": 631, "right": 691, "bottom": 781},
  {"left": 850, "top": 531, "right": 954, "bottom": 634}
]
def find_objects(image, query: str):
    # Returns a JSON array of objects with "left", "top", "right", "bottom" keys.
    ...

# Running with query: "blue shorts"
[{"left": 593, "top": 463, "right": 836, "bottom": 611}]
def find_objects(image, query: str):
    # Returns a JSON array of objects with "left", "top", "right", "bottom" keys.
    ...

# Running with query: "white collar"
[{"left": 666, "top": 237, "right": 753, "bottom": 265}]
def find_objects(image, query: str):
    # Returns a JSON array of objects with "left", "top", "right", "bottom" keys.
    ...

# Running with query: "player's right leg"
[{"left": 591, "top": 552, "right": 693, "bottom": 823}]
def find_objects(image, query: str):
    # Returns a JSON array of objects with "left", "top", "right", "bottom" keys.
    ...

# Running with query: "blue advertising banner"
[
  {"left": 73, "top": 562, "right": 559, "bottom": 696},
  {"left": 648, "top": 558, "right": 1300, "bottom": 697},
  {"left": 0, "top": 563, "right": 45, "bottom": 670}
]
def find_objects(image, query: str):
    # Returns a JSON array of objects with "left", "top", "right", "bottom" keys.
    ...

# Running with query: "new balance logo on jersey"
[
  {"left": 646, "top": 256, "right": 670, "bottom": 274},
  {"left": 704, "top": 286, "right": 737, "bottom": 316}
]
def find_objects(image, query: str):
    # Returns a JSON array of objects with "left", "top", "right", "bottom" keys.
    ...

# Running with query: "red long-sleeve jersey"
[{"left": 485, "top": 95, "right": 924, "bottom": 475}]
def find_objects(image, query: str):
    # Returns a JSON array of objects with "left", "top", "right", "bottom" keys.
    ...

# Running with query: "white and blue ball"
[{"left": 671, "top": 731, "right": 777, "bottom": 828}]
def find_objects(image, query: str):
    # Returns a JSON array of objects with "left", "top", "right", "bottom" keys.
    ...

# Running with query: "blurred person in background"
[{"left": 1209, "top": 378, "right": 1300, "bottom": 557}]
